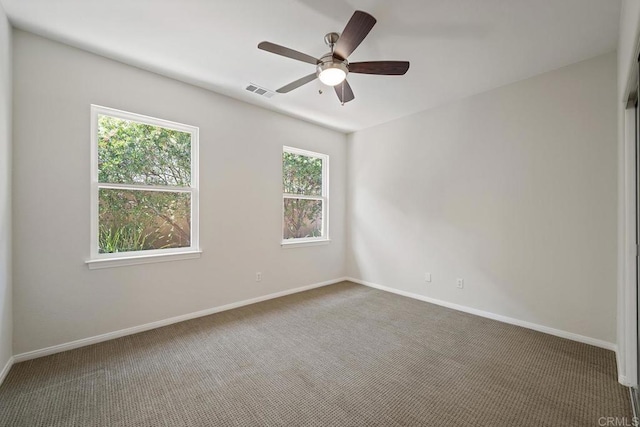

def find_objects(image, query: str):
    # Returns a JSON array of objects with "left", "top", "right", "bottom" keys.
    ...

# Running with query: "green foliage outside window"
[
  {"left": 282, "top": 152, "right": 324, "bottom": 239},
  {"left": 98, "top": 115, "right": 192, "bottom": 253}
]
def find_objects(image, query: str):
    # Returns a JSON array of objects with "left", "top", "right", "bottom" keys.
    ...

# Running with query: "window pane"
[
  {"left": 99, "top": 188, "right": 191, "bottom": 253},
  {"left": 98, "top": 115, "right": 191, "bottom": 186},
  {"left": 283, "top": 198, "right": 323, "bottom": 239},
  {"left": 283, "top": 152, "right": 322, "bottom": 196}
]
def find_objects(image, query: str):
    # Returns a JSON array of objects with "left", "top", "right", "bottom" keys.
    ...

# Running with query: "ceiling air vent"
[{"left": 245, "top": 83, "right": 275, "bottom": 98}]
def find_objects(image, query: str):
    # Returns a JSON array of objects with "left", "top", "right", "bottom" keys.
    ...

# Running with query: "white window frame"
[
  {"left": 282, "top": 146, "right": 329, "bottom": 247},
  {"left": 86, "top": 105, "right": 200, "bottom": 269}
]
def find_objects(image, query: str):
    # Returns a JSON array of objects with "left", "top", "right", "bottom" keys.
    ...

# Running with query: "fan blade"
[
  {"left": 258, "top": 42, "right": 319, "bottom": 65},
  {"left": 276, "top": 73, "right": 318, "bottom": 93},
  {"left": 334, "top": 80, "right": 355, "bottom": 104},
  {"left": 349, "top": 61, "right": 410, "bottom": 75},
  {"left": 333, "top": 11, "right": 377, "bottom": 60}
]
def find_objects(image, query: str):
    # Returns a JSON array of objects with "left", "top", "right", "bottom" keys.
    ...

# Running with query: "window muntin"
[
  {"left": 90, "top": 105, "right": 199, "bottom": 261},
  {"left": 282, "top": 147, "right": 328, "bottom": 243}
]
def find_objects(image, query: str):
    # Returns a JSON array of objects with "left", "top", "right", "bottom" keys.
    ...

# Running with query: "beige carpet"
[{"left": 0, "top": 281, "right": 632, "bottom": 426}]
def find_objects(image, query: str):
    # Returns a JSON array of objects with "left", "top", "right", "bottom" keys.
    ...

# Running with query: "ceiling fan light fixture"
[
  {"left": 258, "top": 11, "right": 408, "bottom": 104},
  {"left": 317, "top": 62, "right": 348, "bottom": 86}
]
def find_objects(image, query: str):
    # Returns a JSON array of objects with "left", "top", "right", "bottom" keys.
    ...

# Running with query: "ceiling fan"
[{"left": 257, "top": 10, "right": 410, "bottom": 105}]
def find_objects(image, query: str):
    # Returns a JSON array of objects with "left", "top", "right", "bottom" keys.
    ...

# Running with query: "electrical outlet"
[
  {"left": 424, "top": 272, "right": 432, "bottom": 283},
  {"left": 256, "top": 272, "right": 262, "bottom": 282},
  {"left": 456, "top": 278, "right": 464, "bottom": 289}
]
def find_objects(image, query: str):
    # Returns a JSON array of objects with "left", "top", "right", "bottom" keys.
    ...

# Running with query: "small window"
[
  {"left": 282, "top": 146, "right": 329, "bottom": 245},
  {"left": 88, "top": 105, "right": 199, "bottom": 267}
]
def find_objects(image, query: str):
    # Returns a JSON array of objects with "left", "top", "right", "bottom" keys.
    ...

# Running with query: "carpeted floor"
[{"left": 0, "top": 281, "right": 632, "bottom": 426}]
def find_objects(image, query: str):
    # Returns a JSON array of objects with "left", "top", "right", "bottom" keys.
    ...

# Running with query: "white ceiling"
[{"left": 1, "top": 0, "right": 621, "bottom": 133}]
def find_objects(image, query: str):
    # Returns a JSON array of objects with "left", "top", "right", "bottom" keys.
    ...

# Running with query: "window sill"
[
  {"left": 281, "top": 239, "right": 331, "bottom": 249},
  {"left": 86, "top": 250, "right": 202, "bottom": 270}
]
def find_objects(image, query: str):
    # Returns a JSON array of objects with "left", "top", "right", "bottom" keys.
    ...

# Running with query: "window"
[
  {"left": 87, "top": 105, "right": 199, "bottom": 268},
  {"left": 282, "top": 146, "right": 329, "bottom": 245}
]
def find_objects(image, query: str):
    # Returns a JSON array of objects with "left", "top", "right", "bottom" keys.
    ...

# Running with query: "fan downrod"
[{"left": 324, "top": 32, "right": 340, "bottom": 49}]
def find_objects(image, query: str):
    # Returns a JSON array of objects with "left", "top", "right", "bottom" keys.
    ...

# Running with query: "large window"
[
  {"left": 282, "top": 146, "right": 329, "bottom": 245},
  {"left": 88, "top": 105, "right": 199, "bottom": 268}
]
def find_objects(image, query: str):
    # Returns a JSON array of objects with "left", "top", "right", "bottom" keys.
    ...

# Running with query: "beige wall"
[
  {"left": 347, "top": 53, "right": 618, "bottom": 344},
  {"left": 7, "top": 25, "right": 621, "bottom": 356},
  {"left": 11, "top": 30, "right": 347, "bottom": 354},
  {"left": 0, "top": 2, "right": 12, "bottom": 372}
]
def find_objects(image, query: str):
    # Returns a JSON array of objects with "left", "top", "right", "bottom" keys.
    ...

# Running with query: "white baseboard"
[
  {"left": 13, "top": 277, "right": 347, "bottom": 363},
  {"left": 618, "top": 350, "right": 631, "bottom": 386},
  {"left": 12, "top": 276, "right": 616, "bottom": 366},
  {"left": 621, "top": 375, "right": 632, "bottom": 387},
  {"left": 0, "top": 356, "right": 14, "bottom": 386},
  {"left": 347, "top": 277, "right": 617, "bottom": 352}
]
